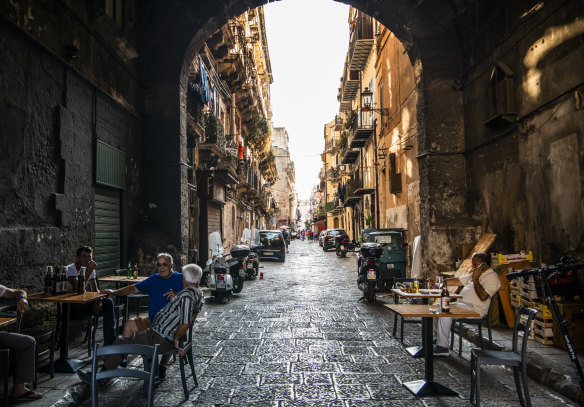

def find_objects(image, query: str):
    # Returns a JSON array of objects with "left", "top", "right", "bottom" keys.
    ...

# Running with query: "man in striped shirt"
[{"left": 77, "top": 264, "right": 204, "bottom": 382}]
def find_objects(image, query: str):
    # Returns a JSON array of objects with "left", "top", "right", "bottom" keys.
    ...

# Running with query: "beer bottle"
[
  {"left": 44, "top": 266, "right": 53, "bottom": 295},
  {"left": 52, "top": 266, "right": 58, "bottom": 295},
  {"left": 77, "top": 266, "right": 86, "bottom": 294},
  {"left": 61, "top": 266, "right": 68, "bottom": 293},
  {"left": 441, "top": 280, "right": 450, "bottom": 313},
  {"left": 133, "top": 263, "right": 138, "bottom": 280},
  {"left": 127, "top": 262, "right": 132, "bottom": 279}
]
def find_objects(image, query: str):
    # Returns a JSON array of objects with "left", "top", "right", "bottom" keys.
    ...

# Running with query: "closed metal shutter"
[
  {"left": 208, "top": 203, "right": 221, "bottom": 237},
  {"left": 95, "top": 186, "right": 121, "bottom": 276}
]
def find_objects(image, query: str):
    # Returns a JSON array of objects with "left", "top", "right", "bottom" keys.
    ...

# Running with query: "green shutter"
[
  {"left": 96, "top": 140, "right": 125, "bottom": 190},
  {"left": 95, "top": 186, "right": 121, "bottom": 276}
]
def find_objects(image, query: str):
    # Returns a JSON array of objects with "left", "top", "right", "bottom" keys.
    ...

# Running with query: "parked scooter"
[
  {"left": 357, "top": 242, "right": 383, "bottom": 302},
  {"left": 241, "top": 228, "right": 260, "bottom": 280},
  {"left": 335, "top": 234, "right": 351, "bottom": 257},
  {"left": 203, "top": 231, "right": 234, "bottom": 302},
  {"left": 229, "top": 245, "right": 249, "bottom": 293}
]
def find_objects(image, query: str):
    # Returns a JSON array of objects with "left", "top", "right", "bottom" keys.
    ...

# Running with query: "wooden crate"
[
  {"left": 533, "top": 317, "right": 554, "bottom": 337},
  {"left": 533, "top": 332, "right": 555, "bottom": 345}
]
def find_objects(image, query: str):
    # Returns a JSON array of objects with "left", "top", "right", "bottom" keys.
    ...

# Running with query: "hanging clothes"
[{"left": 198, "top": 56, "right": 209, "bottom": 104}]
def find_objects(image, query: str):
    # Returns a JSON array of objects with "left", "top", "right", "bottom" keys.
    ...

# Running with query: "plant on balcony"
[
  {"left": 364, "top": 213, "right": 374, "bottom": 226},
  {"left": 203, "top": 112, "right": 225, "bottom": 151},
  {"left": 344, "top": 112, "right": 357, "bottom": 129},
  {"left": 246, "top": 116, "right": 270, "bottom": 151}
]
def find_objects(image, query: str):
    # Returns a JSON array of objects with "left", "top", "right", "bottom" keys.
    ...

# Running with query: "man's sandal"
[{"left": 10, "top": 390, "right": 43, "bottom": 401}]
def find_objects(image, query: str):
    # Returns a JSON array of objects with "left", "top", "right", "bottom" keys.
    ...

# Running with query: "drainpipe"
[{"left": 374, "top": 118, "right": 380, "bottom": 229}]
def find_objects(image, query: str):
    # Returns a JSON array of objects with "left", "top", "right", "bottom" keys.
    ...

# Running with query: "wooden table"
[
  {"left": 29, "top": 291, "right": 106, "bottom": 373},
  {"left": 390, "top": 289, "right": 462, "bottom": 357},
  {"left": 0, "top": 318, "right": 17, "bottom": 328},
  {"left": 384, "top": 303, "right": 480, "bottom": 397}
]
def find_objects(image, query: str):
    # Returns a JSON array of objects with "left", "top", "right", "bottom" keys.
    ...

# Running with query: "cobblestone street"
[{"left": 88, "top": 240, "right": 576, "bottom": 406}]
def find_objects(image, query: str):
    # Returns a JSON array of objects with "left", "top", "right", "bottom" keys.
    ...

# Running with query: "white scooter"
[{"left": 203, "top": 232, "right": 234, "bottom": 302}]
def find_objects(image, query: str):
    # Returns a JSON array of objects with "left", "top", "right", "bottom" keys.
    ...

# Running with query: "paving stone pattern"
[{"left": 83, "top": 240, "right": 576, "bottom": 406}]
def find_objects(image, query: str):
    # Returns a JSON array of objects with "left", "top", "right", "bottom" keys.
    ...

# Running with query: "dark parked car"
[
  {"left": 322, "top": 228, "right": 349, "bottom": 251},
  {"left": 257, "top": 230, "right": 286, "bottom": 262}
]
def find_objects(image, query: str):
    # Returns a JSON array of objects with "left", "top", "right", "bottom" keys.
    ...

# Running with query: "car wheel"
[{"left": 279, "top": 254, "right": 286, "bottom": 262}]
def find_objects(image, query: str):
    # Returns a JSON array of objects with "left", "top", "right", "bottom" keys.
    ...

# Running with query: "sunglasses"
[{"left": 157, "top": 262, "right": 170, "bottom": 267}]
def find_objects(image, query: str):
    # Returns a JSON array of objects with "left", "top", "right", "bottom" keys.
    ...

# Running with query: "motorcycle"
[
  {"left": 228, "top": 245, "right": 249, "bottom": 293},
  {"left": 335, "top": 235, "right": 352, "bottom": 257},
  {"left": 203, "top": 231, "right": 234, "bottom": 302},
  {"left": 241, "top": 228, "right": 260, "bottom": 279},
  {"left": 357, "top": 242, "right": 383, "bottom": 302}
]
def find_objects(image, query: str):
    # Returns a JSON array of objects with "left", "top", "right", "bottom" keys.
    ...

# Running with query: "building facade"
[{"left": 271, "top": 126, "right": 298, "bottom": 230}]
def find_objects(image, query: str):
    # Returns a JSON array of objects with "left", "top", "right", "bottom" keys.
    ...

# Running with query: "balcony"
[
  {"left": 215, "top": 150, "right": 239, "bottom": 185},
  {"left": 197, "top": 112, "right": 226, "bottom": 163},
  {"left": 349, "top": 110, "right": 374, "bottom": 148},
  {"left": 341, "top": 69, "right": 359, "bottom": 102},
  {"left": 348, "top": 13, "right": 374, "bottom": 71},
  {"left": 341, "top": 146, "right": 359, "bottom": 164},
  {"left": 334, "top": 114, "right": 343, "bottom": 130}
]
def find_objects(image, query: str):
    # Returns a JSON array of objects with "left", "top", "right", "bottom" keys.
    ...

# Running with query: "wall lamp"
[{"left": 361, "top": 87, "right": 389, "bottom": 117}]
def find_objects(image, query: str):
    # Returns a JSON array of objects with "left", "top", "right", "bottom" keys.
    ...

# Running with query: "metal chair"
[
  {"left": 1, "top": 348, "right": 9, "bottom": 407},
  {"left": 451, "top": 291, "right": 499, "bottom": 356},
  {"left": 115, "top": 269, "right": 148, "bottom": 320},
  {"left": 392, "top": 277, "right": 425, "bottom": 342},
  {"left": 470, "top": 306, "right": 537, "bottom": 407},
  {"left": 162, "top": 324, "right": 198, "bottom": 399},
  {"left": 91, "top": 343, "right": 159, "bottom": 407}
]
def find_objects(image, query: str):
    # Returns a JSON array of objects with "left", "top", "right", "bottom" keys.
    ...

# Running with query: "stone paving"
[
  {"left": 81, "top": 240, "right": 575, "bottom": 406},
  {"left": 7, "top": 239, "right": 579, "bottom": 406}
]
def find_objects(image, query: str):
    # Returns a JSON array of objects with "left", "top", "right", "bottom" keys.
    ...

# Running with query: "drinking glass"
[{"left": 435, "top": 276, "right": 444, "bottom": 289}]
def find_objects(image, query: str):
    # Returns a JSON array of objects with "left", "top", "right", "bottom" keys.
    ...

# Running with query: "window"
[{"left": 101, "top": 0, "right": 123, "bottom": 27}]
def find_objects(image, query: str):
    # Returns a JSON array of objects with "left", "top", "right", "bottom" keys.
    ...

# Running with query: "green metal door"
[{"left": 94, "top": 186, "right": 121, "bottom": 276}]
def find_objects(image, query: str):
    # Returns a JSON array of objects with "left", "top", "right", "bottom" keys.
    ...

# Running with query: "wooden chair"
[
  {"left": 0, "top": 304, "right": 55, "bottom": 390},
  {"left": 470, "top": 306, "right": 537, "bottom": 407},
  {"left": 450, "top": 291, "right": 499, "bottom": 356},
  {"left": 91, "top": 343, "right": 159, "bottom": 407},
  {"left": 162, "top": 324, "right": 198, "bottom": 399}
]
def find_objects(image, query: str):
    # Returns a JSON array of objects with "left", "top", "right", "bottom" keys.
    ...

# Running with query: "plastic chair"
[
  {"left": 392, "top": 277, "right": 425, "bottom": 342},
  {"left": 91, "top": 343, "right": 159, "bottom": 407},
  {"left": 162, "top": 325, "right": 198, "bottom": 399},
  {"left": 470, "top": 306, "right": 537, "bottom": 407},
  {"left": 451, "top": 291, "right": 499, "bottom": 356}
]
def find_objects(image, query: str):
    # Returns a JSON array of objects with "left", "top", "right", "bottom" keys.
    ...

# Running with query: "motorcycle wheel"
[
  {"left": 366, "top": 282, "right": 376, "bottom": 302},
  {"left": 232, "top": 274, "right": 244, "bottom": 293}
]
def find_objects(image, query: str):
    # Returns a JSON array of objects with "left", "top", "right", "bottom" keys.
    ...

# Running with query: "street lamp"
[{"left": 360, "top": 87, "right": 389, "bottom": 117}]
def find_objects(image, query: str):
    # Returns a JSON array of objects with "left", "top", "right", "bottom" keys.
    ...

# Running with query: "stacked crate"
[
  {"left": 553, "top": 301, "right": 584, "bottom": 350},
  {"left": 509, "top": 277, "right": 555, "bottom": 345},
  {"left": 532, "top": 304, "right": 554, "bottom": 345}
]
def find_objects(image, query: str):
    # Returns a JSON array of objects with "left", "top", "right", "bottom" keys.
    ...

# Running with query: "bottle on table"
[
  {"left": 127, "top": 262, "right": 132, "bottom": 279},
  {"left": 413, "top": 274, "right": 419, "bottom": 293},
  {"left": 44, "top": 266, "right": 53, "bottom": 295},
  {"left": 441, "top": 280, "right": 450, "bottom": 313},
  {"left": 77, "top": 266, "right": 86, "bottom": 294},
  {"left": 133, "top": 263, "right": 138, "bottom": 280},
  {"left": 61, "top": 266, "right": 68, "bottom": 294}
]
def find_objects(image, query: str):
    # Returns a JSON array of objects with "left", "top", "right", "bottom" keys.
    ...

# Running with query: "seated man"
[
  {"left": 103, "top": 253, "right": 183, "bottom": 377},
  {"left": 77, "top": 264, "right": 204, "bottom": 382},
  {"left": 428, "top": 252, "right": 501, "bottom": 356},
  {"left": 0, "top": 285, "right": 42, "bottom": 401},
  {"left": 66, "top": 246, "right": 116, "bottom": 346}
]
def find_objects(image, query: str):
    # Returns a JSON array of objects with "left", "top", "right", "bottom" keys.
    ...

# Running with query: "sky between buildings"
[{"left": 264, "top": 0, "right": 349, "bottom": 200}]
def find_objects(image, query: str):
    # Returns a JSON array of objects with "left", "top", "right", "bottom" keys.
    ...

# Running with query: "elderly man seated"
[
  {"left": 76, "top": 263, "right": 204, "bottom": 382},
  {"left": 0, "top": 285, "right": 42, "bottom": 401},
  {"left": 428, "top": 252, "right": 501, "bottom": 356}
]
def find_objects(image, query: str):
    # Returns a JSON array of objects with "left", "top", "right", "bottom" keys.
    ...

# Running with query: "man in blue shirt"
[{"left": 104, "top": 252, "right": 183, "bottom": 376}]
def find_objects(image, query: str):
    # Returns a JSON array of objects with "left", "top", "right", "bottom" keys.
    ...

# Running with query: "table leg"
[
  {"left": 402, "top": 317, "right": 458, "bottom": 397},
  {"left": 405, "top": 298, "right": 429, "bottom": 358},
  {"left": 52, "top": 303, "right": 88, "bottom": 374}
]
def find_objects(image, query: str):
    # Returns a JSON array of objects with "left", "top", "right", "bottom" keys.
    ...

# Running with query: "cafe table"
[
  {"left": 390, "top": 288, "right": 462, "bottom": 357},
  {"left": 98, "top": 275, "right": 147, "bottom": 323},
  {"left": 28, "top": 291, "right": 106, "bottom": 373},
  {"left": 384, "top": 303, "right": 480, "bottom": 397}
]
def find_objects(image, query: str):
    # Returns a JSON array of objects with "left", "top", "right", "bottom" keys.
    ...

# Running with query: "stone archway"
[{"left": 137, "top": 0, "right": 467, "bottom": 272}]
